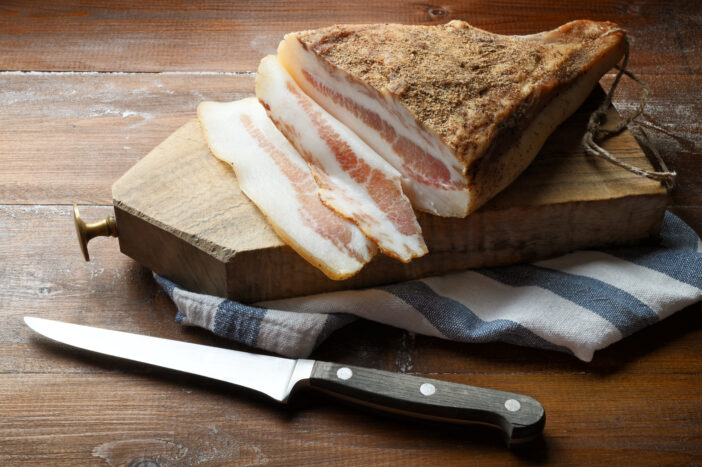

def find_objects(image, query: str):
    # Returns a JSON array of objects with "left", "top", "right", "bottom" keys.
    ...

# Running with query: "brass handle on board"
[{"left": 73, "top": 204, "right": 118, "bottom": 261}]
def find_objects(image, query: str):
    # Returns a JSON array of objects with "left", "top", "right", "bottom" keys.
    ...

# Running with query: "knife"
[{"left": 24, "top": 316, "right": 545, "bottom": 445}]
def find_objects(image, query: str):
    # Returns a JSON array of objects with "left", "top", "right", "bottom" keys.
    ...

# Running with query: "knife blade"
[{"left": 25, "top": 316, "right": 545, "bottom": 445}]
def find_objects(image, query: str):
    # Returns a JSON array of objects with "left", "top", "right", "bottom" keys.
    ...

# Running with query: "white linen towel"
[{"left": 156, "top": 211, "right": 702, "bottom": 361}]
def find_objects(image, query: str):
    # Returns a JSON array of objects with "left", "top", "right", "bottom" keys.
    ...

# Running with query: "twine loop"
[{"left": 582, "top": 38, "right": 676, "bottom": 190}]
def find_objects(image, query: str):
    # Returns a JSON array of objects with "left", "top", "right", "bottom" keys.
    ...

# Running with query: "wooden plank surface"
[
  {"left": 0, "top": 1, "right": 697, "bottom": 74},
  {"left": 1, "top": 73, "right": 698, "bottom": 210},
  {"left": 600, "top": 74, "right": 702, "bottom": 211},
  {"left": 1, "top": 203, "right": 700, "bottom": 463},
  {"left": 1, "top": 1, "right": 701, "bottom": 465},
  {"left": 111, "top": 90, "right": 667, "bottom": 302},
  {"left": 0, "top": 72, "right": 255, "bottom": 205}
]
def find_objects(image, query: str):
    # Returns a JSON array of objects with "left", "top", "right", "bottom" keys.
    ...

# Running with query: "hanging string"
[{"left": 582, "top": 37, "right": 676, "bottom": 190}]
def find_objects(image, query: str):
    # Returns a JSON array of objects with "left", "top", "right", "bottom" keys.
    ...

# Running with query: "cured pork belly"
[
  {"left": 256, "top": 55, "right": 427, "bottom": 262},
  {"left": 198, "top": 97, "right": 376, "bottom": 280},
  {"left": 277, "top": 20, "right": 626, "bottom": 217}
]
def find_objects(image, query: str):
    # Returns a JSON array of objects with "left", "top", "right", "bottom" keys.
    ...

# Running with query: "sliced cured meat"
[
  {"left": 198, "top": 97, "right": 376, "bottom": 280},
  {"left": 277, "top": 20, "right": 626, "bottom": 217},
  {"left": 255, "top": 55, "right": 427, "bottom": 262}
]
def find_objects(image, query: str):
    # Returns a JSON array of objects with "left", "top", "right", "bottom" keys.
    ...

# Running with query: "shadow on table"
[
  {"left": 28, "top": 334, "right": 552, "bottom": 458},
  {"left": 314, "top": 301, "right": 702, "bottom": 376}
]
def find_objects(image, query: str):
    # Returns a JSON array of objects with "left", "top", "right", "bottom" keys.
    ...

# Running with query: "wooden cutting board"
[{"left": 111, "top": 87, "right": 668, "bottom": 303}]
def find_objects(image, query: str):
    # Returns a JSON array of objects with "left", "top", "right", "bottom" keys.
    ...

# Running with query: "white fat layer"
[
  {"left": 255, "top": 56, "right": 427, "bottom": 262},
  {"left": 197, "top": 97, "right": 375, "bottom": 279},
  {"left": 278, "top": 37, "right": 471, "bottom": 217}
]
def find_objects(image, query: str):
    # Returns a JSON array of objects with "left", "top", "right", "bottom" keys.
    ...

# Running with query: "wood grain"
[
  {"left": 601, "top": 74, "right": 702, "bottom": 210},
  {"left": 1, "top": 369, "right": 700, "bottom": 464},
  {"left": 1, "top": 0, "right": 701, "bottom": 465},
  {"left": 0, "top": 72, "right": 255, "bottom": 205},
  {"left": 309, "top": 361, "right": 546, "bottom": 444},
  {"left": 111, "top": 87, "right": 667, "bottom": 301},
  {"left": 1, "top": 203, "right": 701, "bottom": 463},
  {"left": 0, "top": 1, "right": 697, "bottom": 74},
  {"left": 1, "top": 72, "right": 698, "bottom": 208}
]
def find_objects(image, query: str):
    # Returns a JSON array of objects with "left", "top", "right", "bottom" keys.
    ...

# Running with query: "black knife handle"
[{"left": 308, "top": 361, "right": 545, "bottom": 445}]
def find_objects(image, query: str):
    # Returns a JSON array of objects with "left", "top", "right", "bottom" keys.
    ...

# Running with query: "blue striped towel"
[{"left": 155, "top": 211, "right": 702, "bottom": 361}]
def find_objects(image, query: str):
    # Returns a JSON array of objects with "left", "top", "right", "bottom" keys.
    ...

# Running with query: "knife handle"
[{"left": 308, "top": 361, "right": 545, "bottom": 445}]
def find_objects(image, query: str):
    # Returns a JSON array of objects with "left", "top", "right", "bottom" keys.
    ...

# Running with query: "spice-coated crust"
[{"left": 293, "top": 20, "right": 625, "bottom": 167}]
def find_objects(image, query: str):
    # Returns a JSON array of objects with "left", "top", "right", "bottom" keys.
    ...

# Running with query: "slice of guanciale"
[
  {"left": 255, "top": 55, "right": 428, "bottom": 263},
  {"left": 197, "top": 97, "right": 376, "bottom": 280},
  {"left": 277, "top": 20, "right": 626, "bottom": 217}
]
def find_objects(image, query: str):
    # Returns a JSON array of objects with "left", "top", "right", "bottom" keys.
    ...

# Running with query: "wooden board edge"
[
  {"left": 224, "top": 193, "right": 668, "bottom": 302},
  {"left": 114, "top": 205, "right": 228, "bottom": 298}
]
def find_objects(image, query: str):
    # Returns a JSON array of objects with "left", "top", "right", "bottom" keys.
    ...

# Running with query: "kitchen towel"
[{"left": 155, "top": 211, "right": 702, "bottom": 361}]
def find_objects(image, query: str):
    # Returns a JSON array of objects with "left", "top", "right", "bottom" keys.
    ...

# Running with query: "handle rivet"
[
  {"left": 419, "top": 383, "right": 436, "bottom": 396},
  {"left": 336, "top": 367, "right": 352, "bottom": 380},
  {"left": 505, "top": 399, "right": 521, "bottom": 412}
]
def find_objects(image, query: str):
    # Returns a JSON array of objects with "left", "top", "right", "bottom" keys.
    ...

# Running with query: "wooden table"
[{"left": 2, "top": 1, "right": 700, "bottom": 464}]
